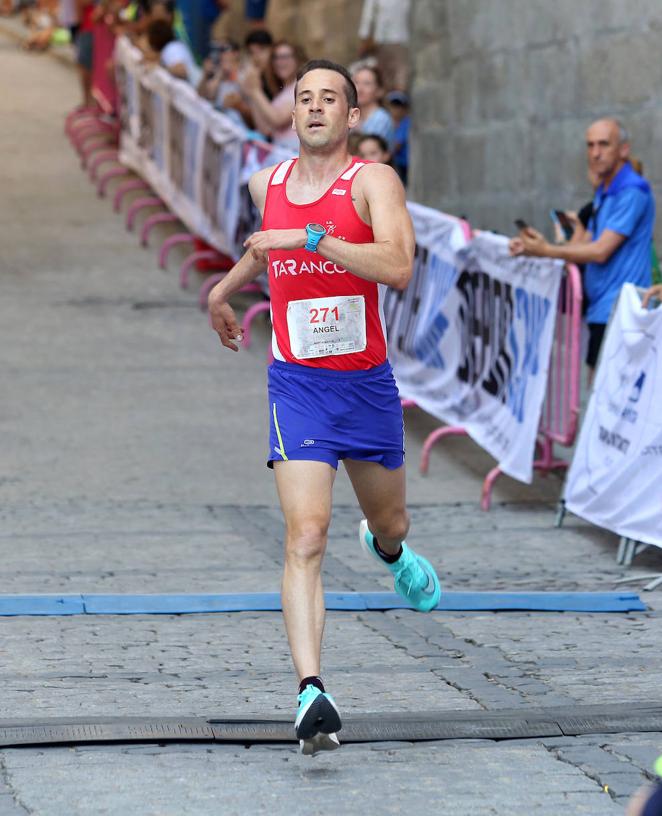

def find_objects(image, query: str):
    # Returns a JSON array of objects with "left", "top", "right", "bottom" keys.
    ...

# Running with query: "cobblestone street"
[{"left": 1, "top": 29, "right": 661, "bottom": 816}]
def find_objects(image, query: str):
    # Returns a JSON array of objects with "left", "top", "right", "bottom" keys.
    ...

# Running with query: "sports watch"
[{"left": 304, "top": 223, "right": 327, "bottom": 252}]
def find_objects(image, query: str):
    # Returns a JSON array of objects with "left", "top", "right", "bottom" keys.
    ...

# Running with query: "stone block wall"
[
  {"left": 409, "top": 1, "right": 662, "bottom": 241},
  {"left": 213, "top": 0, "right": 362, "bottom": 67}
]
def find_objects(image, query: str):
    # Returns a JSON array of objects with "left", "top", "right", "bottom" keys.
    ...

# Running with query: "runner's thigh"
[
  {"left": 273, "top": 460, "right": 336, "bottom": 534},
  {"left": 343, "top": 460, "right": 407, "bottom": 522}
]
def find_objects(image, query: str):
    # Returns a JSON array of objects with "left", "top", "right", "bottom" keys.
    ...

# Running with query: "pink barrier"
[
  {"left": 241, "top": 301, "right": 273, "bottom": 362},
  {"left": 420, "top": 263, "right": 583, "bottom": 511},
  {"left": 140, "top": 213, "right": 178, "bottom": 247},
  {"left": 73, "top": 122, "right": 116, "bottom": 153},
  {"left": 113, "top": 179, "right": 151, "bottom": 213},
  {"left": 158, "top": 233, "right": 194, "bottom": 268},
  {"left": 88, "top": 149, "right": 119, "bottom": 181},
  {"left": 65, "top": 109, "right": 99, "bottom": 140},
  {"left": 179, "top": 250, "right": 221, "bottom": 288},
  {"left": 198, "top": 278, "right": 260, "bottom": 310},
  {"left": 97, "top": 165, "right": 132, "bottom": 198},
  {"left": 126, "top": 196, "right": 163, "bottom": 231},
  {"left": 79, "top": 135, "right": 116, "bottom": 167},
  {"left": 67, "top": 111, "right": 104, "bottom": 137},
  {"left": 241, "top": 301, "right": 270, "bottom": 348}
]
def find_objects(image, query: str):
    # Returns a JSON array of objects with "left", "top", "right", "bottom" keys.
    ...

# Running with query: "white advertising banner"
[
  {"left": 564, "top": 285, "right": 662, "bottom": 547},
  {"left": 388, "top": 223, "right": 562, "bottom": 483},
  {"left": 115, "top": 37, "right": 245, "bottom": 258}
]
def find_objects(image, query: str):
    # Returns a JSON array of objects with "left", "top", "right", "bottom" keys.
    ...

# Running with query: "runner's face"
[{"left": 294, "top": 69, "right": 359, "bottom": 150}]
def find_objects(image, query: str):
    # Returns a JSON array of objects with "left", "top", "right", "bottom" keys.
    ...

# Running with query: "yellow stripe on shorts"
[{"left": 272, "top": 402, "right": 288, "bottom": 461}]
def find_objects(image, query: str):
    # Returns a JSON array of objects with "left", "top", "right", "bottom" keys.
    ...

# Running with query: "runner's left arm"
[
  {"left": 243, "top": 164, "right": 415, "bottom": 290},
  {"left": 208, "top": 166, "right": 272, "bottom": 351}
]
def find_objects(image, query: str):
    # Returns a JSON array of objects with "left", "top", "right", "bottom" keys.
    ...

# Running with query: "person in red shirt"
[{"left": 208, "top": 59, "right": 440, "bottom": 755}]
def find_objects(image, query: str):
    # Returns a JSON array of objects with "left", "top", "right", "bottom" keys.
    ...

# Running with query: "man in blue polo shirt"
[{"left": 510, "top": 118, "right": 656, "bottom": 380}]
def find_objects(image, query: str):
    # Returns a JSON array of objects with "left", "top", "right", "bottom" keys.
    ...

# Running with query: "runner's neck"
[{"left": 291, "top": 148, "right": 354, "bottom": 191}]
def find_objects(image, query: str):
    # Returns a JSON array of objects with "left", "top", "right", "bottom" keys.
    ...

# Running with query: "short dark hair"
[
  {"left": 147, "top": 19, "right": 175, "bottom": 52},
  {"left": 295, "top": 59, "right": 358, "bottom": 110},
  {"left": 358, "top": 133, "right": 389, "bottom": 153},
  {"left": 244, "top": 29, "right": 273, "bottom": 48}
]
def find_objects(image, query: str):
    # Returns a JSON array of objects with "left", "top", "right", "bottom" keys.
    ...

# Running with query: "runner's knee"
[
  {"left": 285, "top": 519, "right": 329, "bottom": 563},
  {"left": 369, "top": 509, "right": 410, "bottom": 543}
]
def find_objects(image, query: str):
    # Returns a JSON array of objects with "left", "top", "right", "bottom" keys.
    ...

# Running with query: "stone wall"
[
  {"left": 409, "top": 2, "right": 662, "bottom": 241},
  {"left": 213, "top": 0, "right": 362, "bottom": 67}
]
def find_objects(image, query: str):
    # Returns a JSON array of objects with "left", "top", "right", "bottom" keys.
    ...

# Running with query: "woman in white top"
[{"left": 239, "top": 40, "right": 305, "bottom": 151}]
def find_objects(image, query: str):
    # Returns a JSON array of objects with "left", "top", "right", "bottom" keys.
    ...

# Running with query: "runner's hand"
[
  {"left": 244, "top": 229, "right": 307, "bottom": 260},
  {"left": 209, "top": 299, "right": 243, "bottom": 351}
]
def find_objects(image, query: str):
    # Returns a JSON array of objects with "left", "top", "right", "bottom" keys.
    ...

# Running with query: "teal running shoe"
[
  {"left": 295, "top": 685, "right": 342, "bottom": 755},
  {"left": 359, "top": 519, "right": 441, "bottom": 612}
]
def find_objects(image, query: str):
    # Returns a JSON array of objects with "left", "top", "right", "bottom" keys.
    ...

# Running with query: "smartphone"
[
  {"left": 208, "top": 42, "right": 222, "bottom": 66},
  {"left": 553, "top": 209, "right": 575, "bottom": 240},
  {"left": 514, "top": 219, "right": 528, "bottom": 231}
]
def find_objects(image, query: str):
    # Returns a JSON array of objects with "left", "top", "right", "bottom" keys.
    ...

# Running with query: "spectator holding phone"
[
  {"left": 198, "top": 39, "right": 253, "bottom": 128},
  {"left": 510, "top": 118, "right": 655, "bottom": 381}
]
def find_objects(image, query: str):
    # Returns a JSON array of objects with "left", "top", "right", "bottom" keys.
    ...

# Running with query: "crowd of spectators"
[{"left": 4, "top": 0, "right": 411, "bottom": 181}]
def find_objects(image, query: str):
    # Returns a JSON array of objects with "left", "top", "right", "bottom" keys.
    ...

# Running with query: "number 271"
[{"left": 310, "top": 306, "right": 340, "bottom": 323}]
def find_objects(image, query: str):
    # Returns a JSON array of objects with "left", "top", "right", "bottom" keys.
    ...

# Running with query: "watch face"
[{"left": 308, "top": 223, "right": 325, "bottom": 233}]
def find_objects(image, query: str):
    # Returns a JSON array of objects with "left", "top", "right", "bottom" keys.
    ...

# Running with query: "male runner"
[{"left": 208, "top": 59, "right": 441, "bottom": 755}]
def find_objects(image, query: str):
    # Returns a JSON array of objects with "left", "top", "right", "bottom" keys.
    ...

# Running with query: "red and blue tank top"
[{"left": 261, "top": 157, "right": 388, "bottom": 371}]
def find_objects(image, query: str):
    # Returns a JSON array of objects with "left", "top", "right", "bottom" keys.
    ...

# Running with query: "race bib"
[{"left": 287, "top": 295, "right": 367, "bottom": 359}]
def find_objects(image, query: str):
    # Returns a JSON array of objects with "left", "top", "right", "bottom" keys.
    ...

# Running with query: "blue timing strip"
[{"left": 0, "top": 591, "right": 646, "bottom": 616}]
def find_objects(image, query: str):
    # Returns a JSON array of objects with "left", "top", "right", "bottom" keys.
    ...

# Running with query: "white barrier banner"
[
  {"left": 564, "top": 285, "right": 662, "bottom": 546},
  {"left": 388, "top": 222, "right": 562, "bottom": 483},
  {"left": 116, "top": 37, "right": 245, "bottom": 258}
]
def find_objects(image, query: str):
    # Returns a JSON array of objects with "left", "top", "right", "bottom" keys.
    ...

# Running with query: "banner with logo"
[
  {"left": 564, "top": 285, "right": 662, "bottom": 547},
  {"left": 388, "top": 221, "right": 562, "bottom": 483}
]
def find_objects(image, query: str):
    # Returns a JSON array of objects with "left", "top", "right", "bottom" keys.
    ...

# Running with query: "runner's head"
[{"left": 293, "top": 60, "right": 360, "bottom": 152}]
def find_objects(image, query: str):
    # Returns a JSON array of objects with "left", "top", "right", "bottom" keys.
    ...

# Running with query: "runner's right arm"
[{"left": 208, "top": 166, "right": 273, "bottom": 351}]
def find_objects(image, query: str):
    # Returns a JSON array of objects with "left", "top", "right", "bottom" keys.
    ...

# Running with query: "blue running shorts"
[{"left": 267, "top": 360, "right": 405, "bottom": 470}]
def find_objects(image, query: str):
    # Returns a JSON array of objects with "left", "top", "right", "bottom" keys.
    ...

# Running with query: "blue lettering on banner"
[
  {"left": 409, "top": 252, "right": 457, "bottom": 369},
  {"left": 507, "top": 289, "right": 551, "bottom": 423}
]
